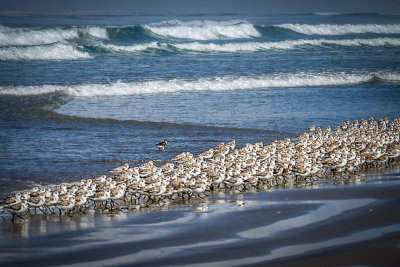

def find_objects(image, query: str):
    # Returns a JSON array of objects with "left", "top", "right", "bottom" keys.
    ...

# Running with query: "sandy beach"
[
  {"left": 1, "top": 11, "right": 400, "bottom": 267},
  {"left": 1, "top": 165, "right": 399, "bottom": 266}
]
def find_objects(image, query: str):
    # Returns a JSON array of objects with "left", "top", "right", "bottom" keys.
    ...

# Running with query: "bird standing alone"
[{"left": 156, "top": 139, "right": 168, "bottom": 150}]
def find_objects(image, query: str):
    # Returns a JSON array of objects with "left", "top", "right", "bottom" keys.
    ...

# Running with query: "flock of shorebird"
[{"left": 1, "top": 116, "right": 400, "bottom": 220}]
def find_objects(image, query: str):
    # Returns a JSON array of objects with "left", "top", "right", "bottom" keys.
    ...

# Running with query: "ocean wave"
[
  {"left": 99, "top": 38, "right": 400, "bottom": 53},
  {"left": 101, "top": 42, "right": 162, "bottom": 52},
  {"left": 0, "top": 25, "right": 108, "bottom": 46},
  {"left": 172, "top": 38, "right": 400, "bottom": 52},
  {"left": 1, "top": 72, "right": 399, "bottom": 97},
  {"left": 276, "top": 23, "right": 400, "bottom": 35},
  {"left": 84, "top": 27, "right": 109, "bottom": 39},
  {"left": 143, "top": 19, "right": 261, "bottom": 40},
  {"left": 0, "top": 43, "right": 92, "bottom": 60}
]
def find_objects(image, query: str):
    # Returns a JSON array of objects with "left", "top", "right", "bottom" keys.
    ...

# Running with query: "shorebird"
[
  {"left": 44, "top": 191, "right": 59, "bottom": 213},
  {"left": 199, "top": 149, "right": 214, "bottom": 159},
  {"left": 74, "top": 195, "right": 88, "bottom": 212},
  {"left": 27, "top": 194, "right": 46, "bottom": 214},
  {"left": 5, "top": 202, "right": 29, "bottom": 221},
  {"left": 227, "top": 140, "right": 237, "bottom": 150},
  {"left": 156, "top": 139, "right": 168, "bottom": 150},
  {"left": 225, "top": 176, "right": 244, "bottom": 191},
  {"left": 139, "top": 161, "right": 154, "bottom": 171},
  {"left": 90, "top": 189, "right": 111, "bottom": 209},
  {"left": 1, "top": 192, "right": 22, "bottom": 207},
  {"left": 1, "top": 115, "right": 400, "bottom": 219},
  {"left": 109, "top": 184, "right": 126, "bottom": 207},
  {"left": 56, "top": 196, "right": 76, "bottom": 216},
  {"left": 108, "top": 163, "right": 130, "bottom": 174},
  {"left": 160, "top": 163, "right": 175, "bottom": 174}
]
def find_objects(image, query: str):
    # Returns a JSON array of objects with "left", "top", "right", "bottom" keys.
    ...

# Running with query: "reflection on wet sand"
[
  {"left": 0, "top": 169, "right": 399, "bottom": 266},
  {"left": 1, "top": 167, "right": 398, "bottom": 235},
  {"left": 1, "top": 209, "right": 128, "bottom": 238}
]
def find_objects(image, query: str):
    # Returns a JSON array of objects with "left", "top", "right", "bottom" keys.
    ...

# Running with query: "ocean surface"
[{"left": 1, "top": 13, "right": 400, "bottom": 197}]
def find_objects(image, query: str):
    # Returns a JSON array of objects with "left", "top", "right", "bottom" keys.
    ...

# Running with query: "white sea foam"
[
  {"left": 99, "top": 38, "right": 400, "bottom": 54},
  {"left": 277, "top": 23, "right": 400, "bottom": 35},
  {"left": 0, "top": 26, "right": 79, "bottom": 46},
  {"left": 1, "top": 72, "right": 399, "bottom": 97},
  {"left": 377, "top": 72, "right": 400, "bottom": 81},
  {"left": 0, "top": 43, "right": 92, "bottom": 60},
  {"left": 143, "top": 20, "right": 261, "bottom": 40},
  {"left": 102, "top": 42, "right": 161, "bottom": 52},
  {"left": 0, "top": 25, "right": 108, "bottom": 46},
  {"left": 173, "top": 38, "right": 400, "bottom": 52},
  {"left": 84, "top": 27, "right": 108, "bottom": 39}
]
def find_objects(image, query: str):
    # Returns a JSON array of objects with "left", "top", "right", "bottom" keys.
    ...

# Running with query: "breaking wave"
[
  {"left": 0, "top": 43, "right": 92, "bottom": 60},
  {"left": 1, "top": 71, "right": 399, "bottom": 97},
  {"left": 99, "top": 38, "right": 400, "bottom": 53},
  {"left": 0, "top": 25, "right": 108, "bottom": 46},
  {"left": 170, "top": 38, "right": 400, "bottom": 52},
  {"left": 143, "top": 19, "right": 261, "bottom": 40},
  {"left": 276, "top": 23, "right": 400, "bottom": 35},
  {"left": 101, "top": 42, "right": 162, "bottom": 52}
]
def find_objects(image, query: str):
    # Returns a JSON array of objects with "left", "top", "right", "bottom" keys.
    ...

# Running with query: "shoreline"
[
  {"left": 1, "top": 12, "right": 400, "bottom": 267},
  {"left": 0, "top": 169, "right": 399, "bottom": 266},
  {"left": 2, "top": 116, "right": 400, "bottom": 219}
]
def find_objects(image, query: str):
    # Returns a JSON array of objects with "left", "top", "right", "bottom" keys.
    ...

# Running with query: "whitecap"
[
  {"left": 143, "top": 19, "right": 261, "bottom": 40},
  {"left": 0, "top": 43, "right": 92, "bottom": 60},
  {"left": 0, "top": 26, "right": 79, "bottom": 46},
  {"left": 99, "top": 38, "right": 400, "bottom": 54},
  {"left": 1, "top": 71, "right": 399, "bottom": 97},
  {"left": 84, "top": 27, "right": 109, "bottom": 39},
  {"left": 172, "top": 38, "right": 400, "bottom": 52},
  {"left": 276, "top": 23, "right": 400, "bottom": 35},
  {"left": 0, "top": 25, "right": 108, "bottom": 47},
  {"left": 101, "top": 42, "right": 161, "bottom": 52}
]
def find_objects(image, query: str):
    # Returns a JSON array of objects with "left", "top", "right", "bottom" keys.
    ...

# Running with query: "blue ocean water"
[{"left": 0, "top": 13, "right": 400, "bottom": 196}]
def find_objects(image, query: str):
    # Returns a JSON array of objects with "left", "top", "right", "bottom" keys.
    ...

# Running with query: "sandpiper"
[
  {"left": 44, "top": 191, "right": 59, "bottom": 213},
  {"left": 1, "top": 192, "right": 22, "bottom": 207},
  {"left": 1, "top": 115, "right": 400, "bottom": 220},
  {"left": 156, "top": 139, "right": 168, "bottom": 150},
  {"left": 27, "top": 194, "right": 46, "bottom": 214},
  {"left": 108, "top": 163, "right": 130, "bottom": 174},
  {"left": 5, "top": 202, "right": 29, "bottom": 221},
  {"left": 56, "top": 196, "right": 76, "bottom": 216}
]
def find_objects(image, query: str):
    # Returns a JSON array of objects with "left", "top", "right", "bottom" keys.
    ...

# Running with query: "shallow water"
[
  {"left": 1, "top": 12, "right": 400, "bottom": 265},
  {"left": 1, "top": 13, "right": 400, "bottom": 195}
]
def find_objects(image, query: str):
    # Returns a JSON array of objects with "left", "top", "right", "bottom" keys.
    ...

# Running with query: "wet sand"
[{"left": 1, "top": 168, "right": 400, "bottom": 266}]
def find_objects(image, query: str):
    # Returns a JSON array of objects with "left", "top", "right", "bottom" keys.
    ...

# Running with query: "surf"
[
  {"left": 0, "top": 43, "right": 92, "bottom": 60},
  {"left": 96, "top": 37, "right": 400, "bottom": 54},
  {"left": 276, "top": 23, "right": 400, "bottom": 35},
  {"left": 1, "top": 71, "right": 399, "bottom": 97},
  {"left": 0, "top": 25, "right": 108, "bottom": 47},
  {"left": 143, "top": 19, "right": 261, "bottom": 40}
]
